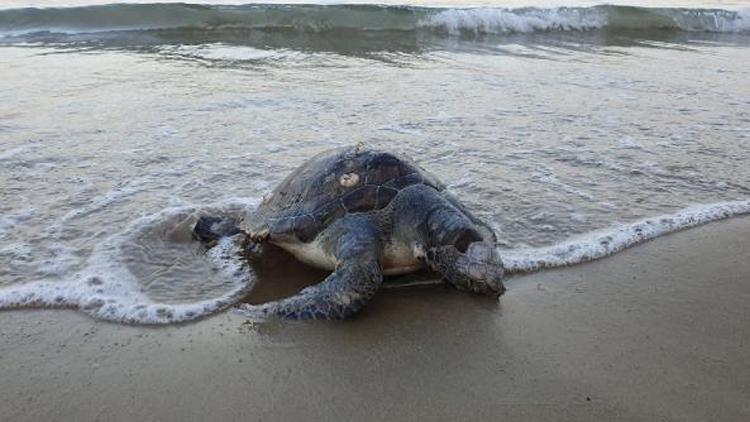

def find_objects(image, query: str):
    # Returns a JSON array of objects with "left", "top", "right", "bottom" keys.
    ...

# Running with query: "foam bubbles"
[
  {"left": 422, "top": 7, "right": 608, "bottom": 35},
  {"left": 0, "top": 206, "right": 35, "bottom": 239},
  {"left": 420, "top": 6, "right": 750, "bottom": 35},
  {"left": 0, "top": 201, "right": 258, "bottom": 324},
  {"left": 501, "top": 200, "right": 750, "bottom": 273}
]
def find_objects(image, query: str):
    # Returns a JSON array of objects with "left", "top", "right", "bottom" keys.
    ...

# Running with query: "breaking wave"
[{"left": 0, "top": 3, "right": 748, "bottom": 41}]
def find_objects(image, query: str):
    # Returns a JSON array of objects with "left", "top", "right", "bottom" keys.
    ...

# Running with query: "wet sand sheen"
[{"left": 1, "top": 216, "right": 748, "bottom": 421}]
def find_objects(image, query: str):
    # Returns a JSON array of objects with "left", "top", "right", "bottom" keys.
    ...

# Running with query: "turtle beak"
[
  {"left": 464, "top": 242, "right": 506, "bottom": 296},
  {"left": 425, "top": 241, "right": 506, "bottom": 297}
]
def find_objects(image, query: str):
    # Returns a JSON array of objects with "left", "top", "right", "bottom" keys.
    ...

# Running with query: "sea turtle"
[{"left": 193, "top": 146, "right": 505, "bottom": 319}]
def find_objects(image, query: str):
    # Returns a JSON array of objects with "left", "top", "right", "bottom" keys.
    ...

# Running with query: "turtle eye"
[{"left": 454, "top": 230, "right": 482, "bottom": 253}]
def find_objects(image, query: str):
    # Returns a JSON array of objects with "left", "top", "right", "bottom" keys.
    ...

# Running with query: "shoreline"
[{"left": 1, "top": 215, "right": 749, "bottom": 421}]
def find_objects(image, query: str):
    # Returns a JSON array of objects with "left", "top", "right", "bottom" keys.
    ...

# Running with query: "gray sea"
[{"left": 1, "top": 0, "right": 749, "bottom": 323}]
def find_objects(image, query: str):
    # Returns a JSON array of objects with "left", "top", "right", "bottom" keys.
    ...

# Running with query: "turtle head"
[
  {"left": 192, "top": 215, "right": 242, "bottom": 245},
  {"left": 426, "top": 241, "right": 506, "bottom": 297},
  {"left": 238, "top": 208, "right": 272, "bottom": 242}
]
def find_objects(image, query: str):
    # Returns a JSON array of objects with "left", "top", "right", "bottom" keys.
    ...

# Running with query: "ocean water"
[{"left": 1, "top": 1, "right": 749, "bottom": 323}]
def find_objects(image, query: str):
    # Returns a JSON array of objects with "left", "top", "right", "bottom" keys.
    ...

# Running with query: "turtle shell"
[{"left": 248, "top": 147, "right": 444, "bottom": 242}]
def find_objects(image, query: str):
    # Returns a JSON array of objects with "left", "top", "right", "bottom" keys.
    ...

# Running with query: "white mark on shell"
[
  {"left": 412, "top": 243, "right": 426, "bottom": 259},
  {"left": 339, "top": 172, "right": 360, "bottom": 187}
]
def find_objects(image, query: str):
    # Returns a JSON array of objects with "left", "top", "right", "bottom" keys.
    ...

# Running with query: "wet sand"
[{"left": 1, "top": 217, "right": 749, "bottom": 421}]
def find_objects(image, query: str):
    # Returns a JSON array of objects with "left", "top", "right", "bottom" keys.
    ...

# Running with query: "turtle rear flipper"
[{"left": 238, "top": 215, "right": 383, "bottom": 319}]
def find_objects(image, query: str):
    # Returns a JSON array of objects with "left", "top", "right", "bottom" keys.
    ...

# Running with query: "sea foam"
[
  {"left": 421, "top": 6, "right": 750, "bottom": 34},
  {"left": 501, "top": 200, "right": 750, "bottom": 272},
  {"left": 420, "top": 7, "right": 609, "bottom": 34},
  {"left": 0, "top": 204, "right": 257, "bottom": 324}
]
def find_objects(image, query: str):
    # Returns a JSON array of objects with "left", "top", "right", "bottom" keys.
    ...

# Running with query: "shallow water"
[{"left": 1, "top": 1, "right": 749, "bottom": 323}]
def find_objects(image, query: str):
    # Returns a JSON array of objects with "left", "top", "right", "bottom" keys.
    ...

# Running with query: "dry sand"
[{"left": 1, "top": 216, "right": 749, "bottom": 421}]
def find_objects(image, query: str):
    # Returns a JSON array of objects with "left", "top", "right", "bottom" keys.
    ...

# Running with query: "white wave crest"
[
  {"left": 501, "top": 200, "right": 750, "bottom": 273},
  {"left": 421, "top": 7, "right": 608, "bottom": 35},
  {"left": 420, "top": 6, "right": 750, "bottom": 35}
]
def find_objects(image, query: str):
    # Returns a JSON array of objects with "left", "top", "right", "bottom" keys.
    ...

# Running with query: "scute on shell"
[{"left": 248, "top": 146, "right": 445, "bottom": 242}]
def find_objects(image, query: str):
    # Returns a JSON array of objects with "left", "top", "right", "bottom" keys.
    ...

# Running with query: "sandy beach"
[{"left": 1, "top": 216, "right": 748, "bottom": 421}]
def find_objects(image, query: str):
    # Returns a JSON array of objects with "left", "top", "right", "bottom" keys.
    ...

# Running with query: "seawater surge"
[
  {"left": 1, "top": 200, "right": 748, "bottom": 324},
  {"left": 1, "top": 2, "right": 748, "bottom": 325}
]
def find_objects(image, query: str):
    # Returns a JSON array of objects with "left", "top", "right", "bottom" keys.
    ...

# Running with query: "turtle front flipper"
[
  {"left": 238, "top": 215, "right": 383, "bottom": 320},
  {"left": 425, "top": 242, "right": 505, "bottom": 296},
  {"left": 391, "top": 184, "right": 506, "bottom": 296}
]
